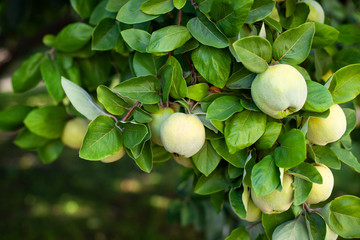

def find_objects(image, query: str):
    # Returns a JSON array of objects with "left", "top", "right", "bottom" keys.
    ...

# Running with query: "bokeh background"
[{"left": 0, "top": 0, "right": 359, "bottom": 239}]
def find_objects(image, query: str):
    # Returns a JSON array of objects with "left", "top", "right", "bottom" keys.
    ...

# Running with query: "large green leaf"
[
  {"left": 70, "top": 0, "right": 97, "bottom": 19},
  {"left": 133, "top": 52, "right": 160, "bottom": 77},
  {"left": 242, "top": 151, "right": 256, "bottom": 187},
  {"left": 293, "top": 177, "right": 312, "bottom": 206},
  {"left": 312, "top": 22, "right": 339, "bottom": 49},
  {"left": 0, "top": 105, "right": 34, "bottom": 131},
  {"left": 245, "top": 0, "right": 275, "bottom": 23},
  {"left": 80, "top": 115, "right": 123, "bottom": 160},
  {"left": 140, "top": 0, "right": 174, "bottom": 15},
  {"left": 118, "top": 122, "right": 148, "bottom": 148},
  {"left": 321, "top": 195, "right": 360, "bottom": 238},
  {"left": 78, "top": 54, "right": 111, "bottom": 90},
  {"left": 210, "top": 0, "right": 254, "bottom": 37},
  {"left": 12, "top": 53, "right": 44, "bottom": 93},
  {"left": 255, "top": 121, "right": 282, "bottom": 150},
  {"left": 92, "top": 18, "right": 120, "bottom": 51},
  {"left": 55, "top": 23, "right": 93, "bottom": 52},
  {"left": 274, "top": 129, "right": 306, "bottom": 168},
  {"left": 173, "top": 0, "right": 186, "bottom": 9},
  {"left": 262, "top": 210, "right": 295, "bottom": 240},
  {"left": 279, "top": 2, "right": 309, "bottom": 30},
  {"left": 121, "top": 28, "right": 151, "bottom": 53},
  {"left": 106, "top": 0, "right": 129, "bottom": 12},
  {"left": 38, "top": 140, "right": 64, "bottom": 164},
  {"left": 14, "top": 128, "right": 50, "bottom": 149},
  {"left": 133, "top": 140, "right": 153, "bottom": 173},
  {"left": 192, "top": 141, "right": 221, "bottom": 176},
  {"left": 61, "top": 77, "right": 107, "bottom": 120},
  {"left": 226, "top": 67, "right": 256, "bottom": 90},
  {"left": 206, "top": 96, "right": 243, "bottom": 121},
  {"left": 147, "top": 25, "right": 192, "bottom": 53},
  {"left": 192, "top": 45, "right": 231, "bottom": 88},
  {"left": 233, "top": 36, "right": 272, "bottom": 73},
  {"left": 312, "top": 145, "right": 341, "bottom": 170},
  {"left": 24, "top": 106, "right": 67, "bottom": 139},
  {"left": 194, "top": 168, "right": 230, "bottom": 195},
  {"left": 328, "top": 64, "right": 360, "bottom": 104},
  {"left": 225, "top": 111, "right": 266, "bottom": 154},
  {"left": 341, "top": 108, "right": 357, "bottom": 139},
  {"left": 229, "top": 187, "right": 246, "bottom": 218},
  {"left": 116, "top": 0, "right": 159, "bottom": 24},
  {"left": 187, "top": 83, "right": 209, "bottom": 101},
  {"left": 114, "top": 75, "right": 161, "bottom": 104},
  {"left": 330, "top": 147, "right": 360, "bottom": 173},
  {"left": 40, "top": 55, "right": 65, "bottom": 102},
  {"left": 305, "top": 212, "right": 326, "bottom": 240},
  {"left": 187, "top": 10, "right": 229, "bottom": 48},
  {"left": 272, "top": 216, "right": 310, "bottom": 240},
  {"left": 302, "top": 80, "right": 333, "bottom": 113},
  {"left": 287, "top": 162, "right": 322, "bottom": 184},
  {"left": 336, "top": 24, "right": 360, "bottom": 46},
  {"left": 97, "top": 85, "right": 129, "bottom": 115},
  {"left": 273, "top": 22, "right": 315, "bottom": 65},
  {"left": 225, "top": 226, "right": 250, "bottom": 240},
  {"left": 211, "top": 139, "right": 247, "bottom": 168},
  {"left": 89, "top": 0, "right": 116, "bottom": 25},
  {"left": 251, "top": 155, "right": 280, "bottom": 197}
]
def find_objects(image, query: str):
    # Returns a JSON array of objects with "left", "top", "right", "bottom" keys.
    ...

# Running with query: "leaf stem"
[
  {"left": 302, "top": 202, "right": 321, "bottom": 213},
  {"left": 177, "top": 9, "right": 183, "bottom": 26},
  {"left": 121, "top": 101, "right": 140, "bottom": 122},
  {"left": 191, "top": 0, "right": 198, "bottom": 9}
]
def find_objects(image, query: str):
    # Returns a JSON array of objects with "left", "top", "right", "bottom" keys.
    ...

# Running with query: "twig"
[
  {"left": 191, "top": 0, "right": 198, "bottom": 9},
  {"left": 303, "top": 202, "right": 321, "bottom": 213},
  {"left": 177, "top": 9, "right": 183, "bottom": 25},
  {"left": 121, "top": 101, "right": 140, "bottom": 122}
]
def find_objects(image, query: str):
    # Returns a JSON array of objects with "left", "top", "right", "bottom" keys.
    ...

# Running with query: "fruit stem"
[
  {"left": 302, "top": 202, "right": 320, "bottom": 213},
  {"left": 121, "top": 101, "right": 140, "bottom": 122}
]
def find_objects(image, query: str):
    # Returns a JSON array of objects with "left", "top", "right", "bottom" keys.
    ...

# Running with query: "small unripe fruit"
[
  {"left": 241, "top": 198, "right": 262, "bottom": 222},
  {"left": 303, "top": 0, "right": 325, "bottom": 23},
  {"left": 149, "top": 107, "right": 174, "bottom": 146},
  {"left": 251, "top": 174, "right": 294, "bottom": 214},
  {"left": 307, "top": 104, "right": 347, "bottom": 146},
  {"left": 160, "top": 113, "right": 205, "bottom": 158},
  {"left": 251, "top": 64, "right": 307, "bottom": 119},
  {"left": 101, "top": 146, "right": 126, "bottom": 163},
  {"left": 306, "top": 163, "right": 334, "bottom": 204},
  {"left": 61, "top": 118, "right": 88, "bottom": 149}
]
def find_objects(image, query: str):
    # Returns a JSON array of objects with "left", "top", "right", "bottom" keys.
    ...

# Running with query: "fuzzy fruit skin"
[
  {"left": 251, "top": 174, "right": 294, "bottom": 214},
  {"left": 160, "top": 113, "right": 205, "bottom": 158},
  {"left": 307, "top": 104, "right": 346, "bottom": 146},
  {"left": 101, "top": 146, "right": 126, "bottom": 163},
  {"left": 304, "top": 0, "right": 325, "bottom": 23},
  {"left": 241, "top": 198, "right": 262, "bottom": 222},
  {"left": 150, "top": 108, "right": 175, "bottom": 146},
  {"left": 306, "top": 163, "right": 334, "bottom": 204},
  {"left": 61, "top": 118, "right": 88, "bottom": 149},
  {"left": 251, "top": 64, "right": 307, "bottom": 119}
]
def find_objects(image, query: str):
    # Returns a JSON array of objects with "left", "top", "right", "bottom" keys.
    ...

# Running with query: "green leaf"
[
  {"left": 229, "top": 187, "right": 246, "bottom": 218},
  {"left": 187, "top": 10, "right": 229, "bottom": 48},
  {"left": 37, "top": 140, "right": 64, "bottom": 164},
  {"left": 12, "top": 53, "right": 44, "bottom": 93},
  {"left": 242, "top": 151, "right": 256, "bottom": 187},
  {"left": 274, "top": 129, "right": 306, "bottom": 168},
  {"left": 228, "top": 164, "right": 244, "bottom": 179},
  {"left": 140, "top": 0, "right": 174, "bottom": 15},
  {"left": 264, "top": 16, "right": 282, "bottom": 33},
  {"left": 97, "top": 85, "right": 129, "bottom": 115},
  {"left": 312, "top": 22, "right": 339, "bottom": 49},
  {"left": 232, "top": 36, "right": 272, "bottom": 73},
  {"left": 121, "top": 28, "right": 151, "bottom": 53},
  {"left": 305, "top": 212, "right": 326, "bottom": 240},
  {"left": 312, "top": 145, "right": 341, "bottom": 170},
  {"left": 80, "top": 115, "right": 123, "bottom": 160},
  {"left": 279, "top": 2, "right": 310, "bottom": 30},
  {"left": 245, "top": 0, "right": 275, "bottom": 23},
  {"left": 187, "top": 83, "right": 209, "bottom": 101},
  {"left": 118, "top": 122, "right": 148, "bottom": 148},
  {"left": 114, "top": 75, "right": 161, "bottom": 104},
  {"left": 192, "top": 45, "right": 231, "bottom": 88},
  {"left": 330, "top": 147, "right": 360, "bottom": 173},
  {"left": 194, "top": 168, "right": 230, "bottom": 195},
  {"left": 40, "top": 55, "right": 65, "bottom": 102},
  {"left": 106, "top": 0, "right": 129, "bottom": 12},
  {"left": 210, "top": 0, "right": 254, "bottom": 37},
  {"left": 173, "top": 38, "right": 200, "bottom": 55},
  {"left": 173, "top": 0, "right": 186, "bottom": 9},
  {"left": 287, "top": 162, "right": 322, "bottom": 184},
  {"left": 328, "top": 64, "right": 360, "bottom": 104},
  {"left": 133, "top": 107, "right": 152, "bottom": 123},
  {"left": 147, "top": 25, "right": 192, "bottom": 53},
  {"left": 14, "top": 128, "right": 50, "bottom": 149},
  {"left": 272, "top": 216, "right": 310, "bottom": 240},
  {"left": 226, "top": 67, "right": 256, "bottom": 90},
  {"left": 321, "top": 195, "right": 360, "bottom": 238},
  {"left": 133, "top": 140, "right": 153, "bottom": 173},
  {"left": 262, "top": 210, "right": 295, "bottom": 240},
  {"left": 334, "top": 48, "right": 360, "bottom": 71},
  {"left": 273, "top": 22, "right": 315, "bottom": 65},
  {"left": 255, "top": 121, "right": 282, "bottom": 150},
  {"left": 89, "top": 0, "right": 117, "bottom": 25},
  {"left": 192, "top": 141, "right": 221, "bottom": 176},
  {"left": 336, "top": 24, "right": 360, "bottom": 46},
  {"left": 92, "top": 18, "right": 120, "bottom": 51},
  {"left": 55, "top": 23, "right": 93, "bottom": 52},
  {"left": 0, "top": 105, "right": 34, "bottom": 131},
  {"left": 293, "top": 177, "right": 312, "bottom": 206},
  {"left": 225, "top": 111, "right": 267, "bottom": 154},
  {"left": 225, "top": 226, "right": 250, "bottom": 240},
  {"left": 341, "top": 108, "right": 357, "bottom": 139},
  {"left": 302, "top": 80, "right": 333, "bottom": 113},
  {"left": 211, "top": 139, "right": 247, "bottom": 168},
  {"left": 133, "top": 52, "right": 160, "bottom": 77},
  {"left": 116, "top": 0, "right": 159, "bottom": 24},
  {"left": 251, "top": 155, "right": 280, "bottom": 197},
  {"left": 24, "top": 106, "right": 67, "bottom": 139},
  {"left": 152, "top": 143, "right": 172, "bottom": 163},
  {"left": 70, "top": 0, "right": 97, "bottom": 19},
  {"left": 206, "top": 96, "right": 243, "bottom": 121},
  {"left": 61, "top": 77, "right": 107, "bottom": 120}
]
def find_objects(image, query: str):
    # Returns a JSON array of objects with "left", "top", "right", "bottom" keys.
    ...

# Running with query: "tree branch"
[{"left": 121, "top": 101, "right": 140, "bottom": 122}]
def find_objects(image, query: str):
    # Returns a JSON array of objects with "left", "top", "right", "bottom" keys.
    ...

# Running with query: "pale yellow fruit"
[
  {"left": 241, "top": 198, "right": 262, "bottom": 222},
  {"left": 306, "top": 163, "right": 334, "bottom": 204},
  {"left": 326, "top": 224, "right": 338, "bottom": 240},
  {"left": 251, "top": 174, "right": 294, "bottom": 214},
  {"left": 149, "top": 107, "right": 174, "bottom": 146},
  {"left": 160, "top": 113, "right": 205, "bottom": 158},
  {"left": 307, "top": 104, "right": 347, "bottom": 146},
  {"left": 61, "top": 118, "right": 88, "bottom": 149},
  {"left": 101, "top": 146, "right": 126, "bottom": 163},
  {"left": 174, "top": 155, "right": 193, "bottom": 168},
  {"left": 304, "top": 0, "right": 325, "bottom": 23},
  {"left": 251, "top": 64, "right": 307, "bottom": 119}
]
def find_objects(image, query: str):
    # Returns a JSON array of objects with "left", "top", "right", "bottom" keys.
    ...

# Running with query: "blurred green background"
[{"left": 0, "top": 0, "right": 359, "bottom": 239}]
